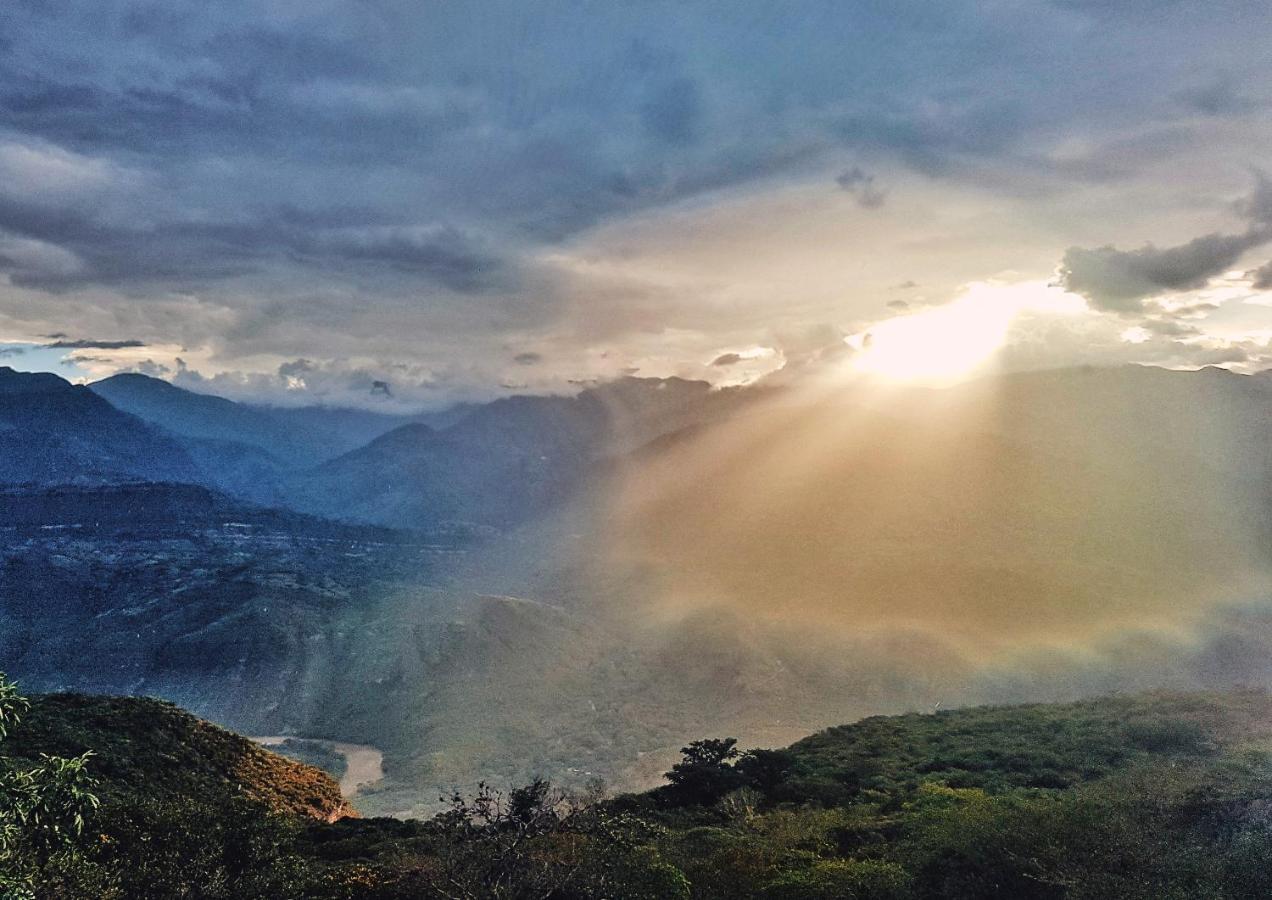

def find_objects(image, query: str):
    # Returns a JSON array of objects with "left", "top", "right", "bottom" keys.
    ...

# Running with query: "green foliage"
[
  {"left": 0, "top": 678, "right": 29, "bottom": 741},
  {"left": 736, "top": 748, "right": 797, "bottom": 797},
  {"left": 764, "top": 691, "right": 1257, "bottom": 809},
  {"left": 14, "top": 688, "right": 1272, "bottom": 898},
  {"left": 0, "top": 674, "right": 101, "bottom": 900},
  {"left": 83, "top": 795, "right": 312, "bottom": 899},
  {"left": 416, "top": 780, "right": 688, "bottom": 899},
  {"left": 4, "top": 693, "right": 346, "bottom": 820},
  {"left": 758, "top": 859, "right": 911, "bottom": 900}
]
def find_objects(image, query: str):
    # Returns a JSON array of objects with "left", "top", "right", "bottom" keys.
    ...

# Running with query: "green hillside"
[
  {"left": 5, "top": 694, "right": 350, "bottom": 822},
  {"left": 10, "top": 688, "right": 1272, "bottom": 898}
]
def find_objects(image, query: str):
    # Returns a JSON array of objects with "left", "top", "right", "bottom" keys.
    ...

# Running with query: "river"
[{"left": 251, "top": 736, "right": 385, "bottom": 797}]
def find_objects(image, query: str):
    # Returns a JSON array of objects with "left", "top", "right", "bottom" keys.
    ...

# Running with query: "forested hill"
[
  {"left": 10, "top": 688, "right": 1272, "bottom": 897},
  {"left": 5, "top": 693, "right": 351, "bottom": 822}
]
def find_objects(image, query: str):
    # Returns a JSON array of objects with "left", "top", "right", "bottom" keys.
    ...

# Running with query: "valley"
[{"left": 7, "top": 364, "right": 1272, "bottom": 818}]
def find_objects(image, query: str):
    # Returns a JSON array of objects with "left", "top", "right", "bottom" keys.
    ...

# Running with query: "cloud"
[
  {"left": 2, "top": 1, "right": 1272, "bottom": 401},
  {"left": 0, "top": 346, "right": 26, "bottom": 357},
  {"left": 277, "top": 358, "right": 316, "bottom": 379},
  {"left": 835, "top": 167, "right": 887, "bottom": 208},
  {"left": 1059, "top": 230, "right": 1271, "bottom": 312},
  {"left": 513, "top": 352, "right": 543, "bottom": 366},
  {"left": 710, "top": 352, "right": 743, "bottom": 367},
  {"left": 1237, "top": 173, "right": 1272, "bottom": 225},
  {"left": 125, "top": 358, "right": 173, "bottom": 378},
  {"left": 1058, "top": 179, "right": 1272, "bottom": 312},
  {"left": 298, "top": 224, "right": 508, "bottom": 293},
  {"left": 44, "top": 337, "right": 145, "bottom": 349},
  {"left": 1161, "top": 301, "right": 1220, "bottom": 318},
  {"left": 1251, "top": 260, "right": 1272, "bottom": 290},
  {"left": 1137, "top": 316, "right": 1199, "bottom": 337},
  {"left": 168, "top": 355, "right": 454, "bottom": 411}
]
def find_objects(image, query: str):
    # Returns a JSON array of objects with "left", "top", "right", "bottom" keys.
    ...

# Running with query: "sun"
[{"left": 845, "top": 280, "right": 1082, "bottom": 385}]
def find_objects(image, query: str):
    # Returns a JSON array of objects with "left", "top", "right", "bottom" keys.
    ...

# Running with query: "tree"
[
  {"left": 426, "top": 779, "right": 688, "bottom": 899},
  {"left": 736, "top": 748, "right": 796, "bottom": 798},
  {"left": 664, "top": 738, "right": 746, "bottom": 806},
  {"left": 0, "top": 673, "right": 100, "bottom": 899}
]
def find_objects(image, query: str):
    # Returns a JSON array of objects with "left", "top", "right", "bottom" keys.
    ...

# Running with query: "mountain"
[
  {"left": 284, "top": 377, "right": 754, "bottom": 529},
  {"left": 607, "top": 364, "right": 1272, "bottom": 648},
  {"left": 0, "top": 482, "right": 440, "bottom": 733},
  {"left": 90, "top": 372, "right": 295, "bottom": 456},
  {"left": 254, "top": 403, "right": 449, "bottom": 461},
  {"left": 90, "top": 373, "right": 443, "bottom": 469},
  {"left": 5, "top": 693, "right": 351, "bottom": 822},
  {"left": 2, "top": 690, "right": 353, "bottom": 897},
  {"left": 0, "top": 367, "right": 197, "bottom": 485}
]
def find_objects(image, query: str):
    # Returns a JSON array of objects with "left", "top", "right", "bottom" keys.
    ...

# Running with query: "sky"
[{"left": 4, "top": 0, "right": 1272, "bottom": 408}]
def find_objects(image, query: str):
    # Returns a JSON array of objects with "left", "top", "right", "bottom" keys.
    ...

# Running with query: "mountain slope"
[
  {"left": 90, "top": 372, "right": 293, "bottom": 456},
  {"left": 0, "top": 482, "right": 435, "bottom": 734},
  {"left": 607, "top": 364, "right": 1272, "bottom": 647},
  {"left": 5, "top": 693, "right": 351, "bottom": 821},
  {"left": 90, "top": 373, "right": 430, "bottom": 468},
  {"left": 0, "top": 367, "right": 197, "bottom": 485},
  {"left": 285, "top": 377, "right": 753, "bottom": 529}
]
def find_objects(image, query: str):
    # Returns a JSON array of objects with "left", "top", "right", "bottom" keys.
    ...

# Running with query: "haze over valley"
[{"left": 5, "top": 362, "right": 1272, "bottom": 817}]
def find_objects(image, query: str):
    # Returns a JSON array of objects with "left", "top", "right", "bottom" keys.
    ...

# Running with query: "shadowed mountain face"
[
  {"left": 8, "top": 364, "right": 1272, "bottom": 815},
  {"left": 0, "top": 367, "right": 197, "bottom": 485}
]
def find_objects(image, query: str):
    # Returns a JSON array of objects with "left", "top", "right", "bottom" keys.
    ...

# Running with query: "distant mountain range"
[
  {"left": 8, "top": 365, "right": 752, "bottom": 531},
  {"left": 90, "top": 373, "right": 434, "bottom": 468}
]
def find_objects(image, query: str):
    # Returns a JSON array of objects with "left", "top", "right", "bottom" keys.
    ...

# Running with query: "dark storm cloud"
[
  {"left": 0, "top": 188, "right": 504, "bottom": 293},
  {"left": 0, "top": 0, "right": 1061, "bottom": 302},
  {"left": 1250, "top": 260, "right": 1272, "bottom": 289},
  {"left": 1, "top": 0, "right": 1271, "bottom": 400}
]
